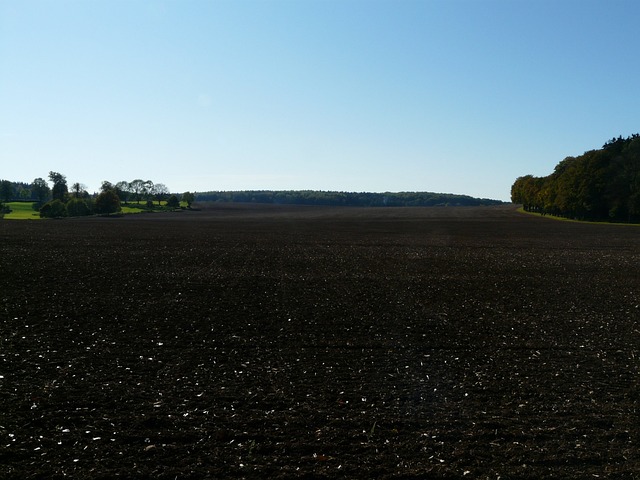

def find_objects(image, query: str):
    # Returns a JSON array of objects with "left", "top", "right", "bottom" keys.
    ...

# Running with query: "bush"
[
  {"left": 40, "top": 199, "right": 67, "bottom": 218},
  {"left": 66, "top": 198, "right": 91, "bottom": 217},
  {"left": 182, "top": 191, "right": 195, "bottom": 208},
  {"left": 95, "top": 190, "right": 121, "bottom": 214},
  {"left": 166, "top": 195, "right": 180, "bottom": 208}
]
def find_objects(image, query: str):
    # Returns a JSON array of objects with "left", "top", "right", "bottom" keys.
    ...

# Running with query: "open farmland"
[{"left": 1, "top": 204, "right": 640, "bottom": 479}]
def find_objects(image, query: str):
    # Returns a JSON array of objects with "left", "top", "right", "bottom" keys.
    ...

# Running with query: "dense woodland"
[
  {"left": 195, "top": 190, "right": 503, "bottom": 207},
  {"left": 511, "top": 134, "right": 640, "bottom": 222}
]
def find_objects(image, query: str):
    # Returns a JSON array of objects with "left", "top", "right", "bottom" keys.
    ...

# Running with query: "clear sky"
[{"left": 2, "top": 0, "right": 639, "bottom": 201}]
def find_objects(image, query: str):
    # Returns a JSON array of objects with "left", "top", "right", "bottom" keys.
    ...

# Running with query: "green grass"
[
  {"left": 2, "top": 202, "right": 42, "bottom": 220},
  {"left": 120, "top": 205, "right": 146, "bottom": 214},
  {"left": 517, "top": 206, "right": 640, "bottom": 226},
  {"left": 2, "top": 200, "right": 188, "bottom": 219}
]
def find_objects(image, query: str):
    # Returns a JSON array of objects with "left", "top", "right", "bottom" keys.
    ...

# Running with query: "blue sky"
[{"left": 2, "top": 0, "right": 639, "bottom": 201}]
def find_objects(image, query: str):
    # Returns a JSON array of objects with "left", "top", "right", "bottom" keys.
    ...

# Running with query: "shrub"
[
  {"left": 66, "top": 198, "right": 91, "bottom": 217},
  {"left": 95, "top": 190, "right": 121, "bottom": 214},
  {"left": 182, "top": 191, "right": 195, "bottom": 208},
  {"left": 166, "top": 195, "right": 180, "bottom": 208},
  {"left": 40, "top": 199, "right": 67, "bottom": 218}
]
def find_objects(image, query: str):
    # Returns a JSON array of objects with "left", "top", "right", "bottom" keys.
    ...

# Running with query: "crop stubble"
[{"left": 1, "top": 204, "right": 639, "bottom": 478}]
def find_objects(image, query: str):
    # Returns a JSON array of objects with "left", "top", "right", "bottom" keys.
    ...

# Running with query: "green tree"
[
  {"left": 0, "top": 180, "right": 13, "bottom": 203},
  {"left": 94, "top": 189, "right": 121, "bottom": 214},
  {"left": 142, "top": 180, "right": 154, "bottom": 203},
  {"left": 18, "top": 186, "right": 30, "bottom": 200},
  {"left": 182, "top": 191, "right": 195, "bottom": 208},
  {"left": 166, "top": 194, "right": 180, "bottom": 208},
  {"left": 71, "top": 182, "right": 87, "bottom": 198},
  {"left": 101, "top": 181, "right": 114, "bottom": 193},
  {"left": 129, "top": 179, "right": 145, "bottom": 203},
  {"left": 152, "top": 183, "right": 169, "bottom": 205},
  {"left": 49, "top": 172, "right": 68, "bottom": 201},
  {"left": 115, "top": 181, "right": 131, "bottom": 203},
  {"left": 66, "top": 198, "right": 91, "bottom": 216},
  {"left": 31, "top": 178, "right": 50, "bottom": 204},
  {"left": 40, "top": 199, "right": 67, "bottom": 218},
  {"left": 513, "top": 134, "right": 640, "bottom": 222}
]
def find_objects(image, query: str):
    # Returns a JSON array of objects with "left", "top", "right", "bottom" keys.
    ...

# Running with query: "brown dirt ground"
[{"left": 1, "top": 204, "right": 640, "bottom": 478}]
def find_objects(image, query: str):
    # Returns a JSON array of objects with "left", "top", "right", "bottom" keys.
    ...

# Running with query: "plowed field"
[{"left": 1, "top": 204, "right": 639, "bottom": 478}]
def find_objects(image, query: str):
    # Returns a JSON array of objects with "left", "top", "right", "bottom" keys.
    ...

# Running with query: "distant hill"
[
  {"left": 511, "top": 134, "right": 640, "bottom": 222},
  {"left": 194, "top": 190, "right": 503, "bottom": 207}
]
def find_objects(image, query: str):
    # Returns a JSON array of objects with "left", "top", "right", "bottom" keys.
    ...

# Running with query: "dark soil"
[{"left": 1, "top": 204, "right": 640, "bottom": 478}]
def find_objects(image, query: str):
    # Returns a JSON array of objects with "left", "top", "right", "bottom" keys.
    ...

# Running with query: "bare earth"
[{"left": 1, "top": 204, "right": 639, "bottom": 479}]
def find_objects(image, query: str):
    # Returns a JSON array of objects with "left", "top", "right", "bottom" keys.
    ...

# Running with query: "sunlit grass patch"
[
  {"left": 120, "top": 205, "right": 146, "bottom": 214},
  {"left": 517, "top": 207, "right": 639, "bottom": 226},
  {"left": 3, "top": 202, "right": 41, "bottom": 220},
  {"left": 2, "top": 200, "right": 186, "bottom": 219}
]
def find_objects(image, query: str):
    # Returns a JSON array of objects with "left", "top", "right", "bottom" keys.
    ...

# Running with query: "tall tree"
[
  {"left": 71, "top": 182, "right": 87, "bottom": 198},
  {"left": 31, "top": 178, "right": 50, "bottom": 204},
  {"left": 115, "top": 181, "right": 131, "bottom": 203},
  {"left": 0, "top": 180, "right": 13, "bottom": 203},
  {"left": 152, "top": 183, "right": 169, "bottom": 205},
  {"left": 142, "top": 180, "right": 154, "bottom": 203},
  {"left": 48, "top": 171, "right": 68, "bottom": 202},
  {"left": 101, "top": 181, "right": 114, "bottom": 193},
  {"left": 129, "top": 179, "right": 145, "bottom": 203}
]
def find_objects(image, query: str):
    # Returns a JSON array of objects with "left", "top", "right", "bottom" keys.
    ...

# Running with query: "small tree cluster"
[
  {"left": 2, "top": 172, "right": 190, "bottom": 218},
  {"left": 112, "top": 179, "right": 171, "bottom": 205},
  {"left": 0, "top": 175, "right": 90, "bottom": 204}
]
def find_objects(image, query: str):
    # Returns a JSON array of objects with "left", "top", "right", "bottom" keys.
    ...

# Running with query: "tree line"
[
  {"left": 195, "top": 190, "right": 503, "bottom": 207},
  {"left": 0, "top": 172, "right": 195, "bottom": 218},
  {"left": 511, "top": 134, "right": 640, "bottom": 222}
]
